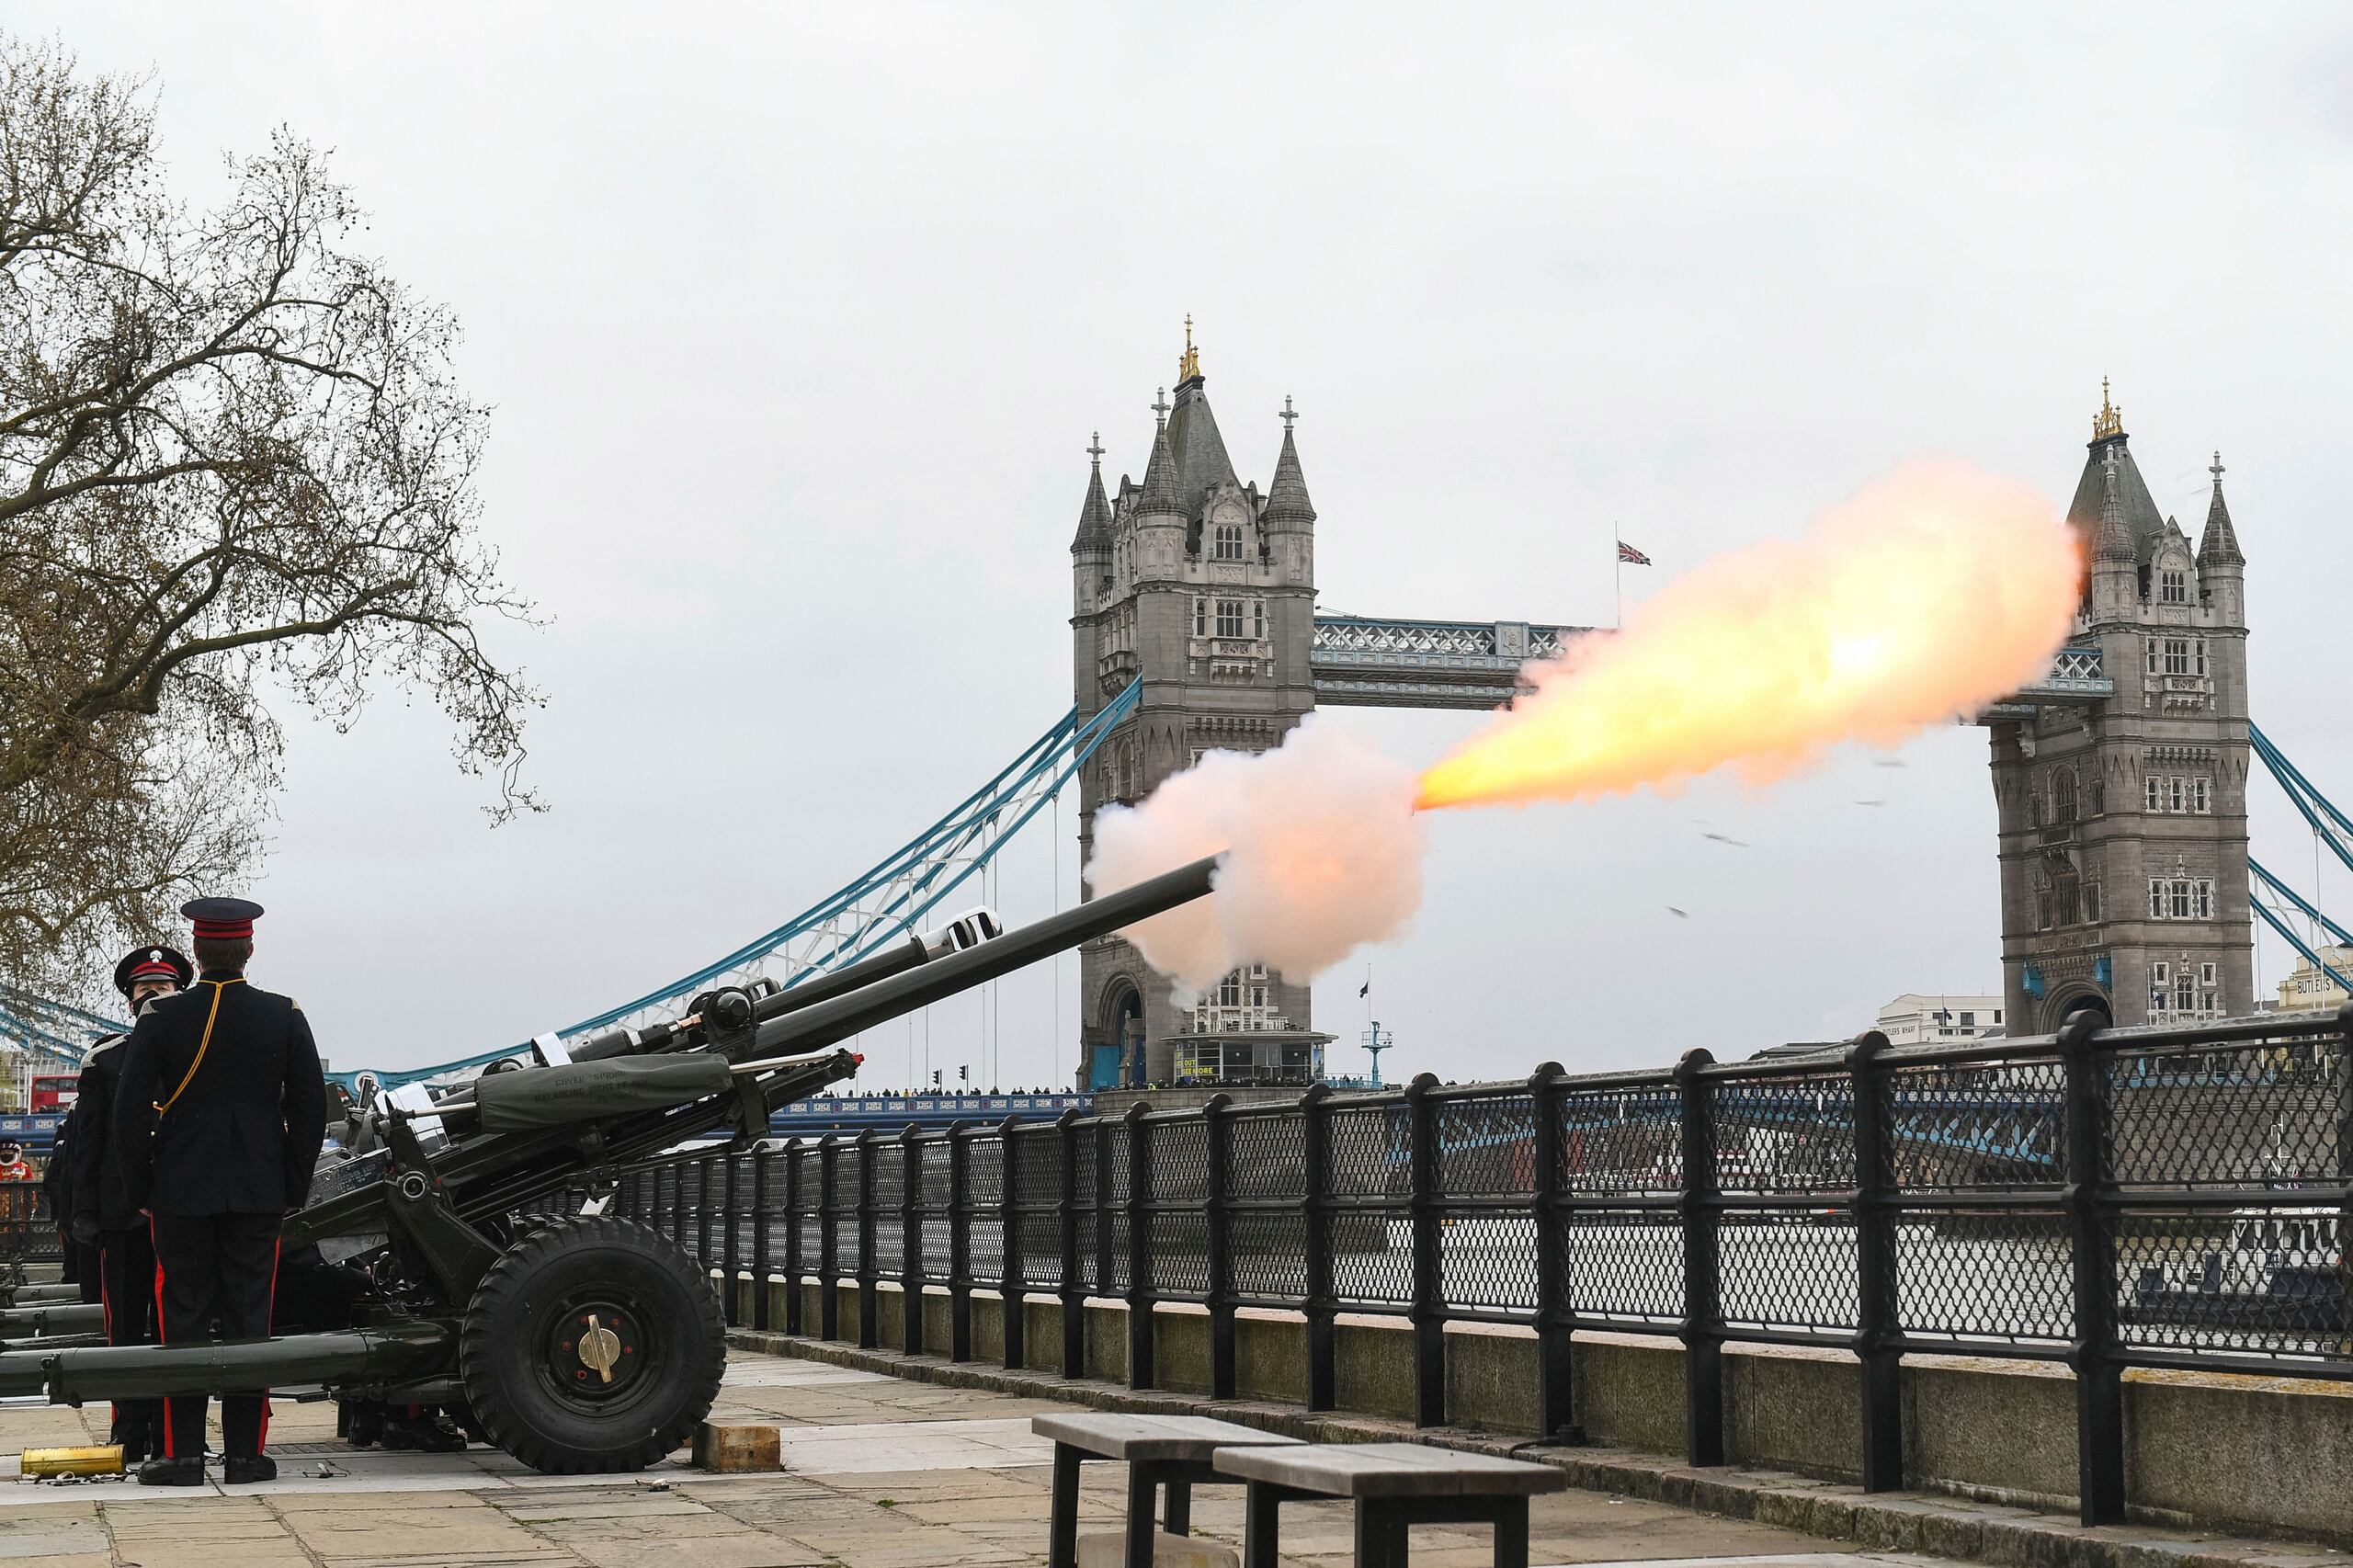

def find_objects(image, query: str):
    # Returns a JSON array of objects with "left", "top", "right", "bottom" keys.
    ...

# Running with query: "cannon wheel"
[{"left": 458, "top": 1215, "right": 723, "bottom": 1473}]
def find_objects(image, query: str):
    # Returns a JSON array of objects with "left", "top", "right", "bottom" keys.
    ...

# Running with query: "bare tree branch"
[{"left": 0, "top": 34, "right": 539, "bottom": 997}]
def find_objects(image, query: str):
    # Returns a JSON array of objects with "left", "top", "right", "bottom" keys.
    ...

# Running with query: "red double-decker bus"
[{"left": 28, "top": 1075, "right": 77, "bottom": 1114}]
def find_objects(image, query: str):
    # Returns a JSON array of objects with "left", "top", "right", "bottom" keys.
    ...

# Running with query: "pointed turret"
[
  {"left": 1264, "top": 396, "right": 1316, "bottom": 528},
  {"left": 1071, "top": 433, "right": 1113, "bottom": 554},
  {"left": 1130, "top": 389, "right": 1187, "bottom": 582},
  {"left": 2087, "top": 446, "right": 2139, "bottom": 624},
  {"left": 2095, "top": 451, "right": 2134, "bottom": 561},
  {"left": 1137, "top": 392, "right": 1184, "bottom": 517},
  {"left": 2198, "top": 450, "right": 2244, "bottom": 566},
  {"left": 2065, "top": 379, "right": 2167, "bottom": 564}
]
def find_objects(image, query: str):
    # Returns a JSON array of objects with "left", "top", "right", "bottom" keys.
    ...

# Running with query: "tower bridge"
[
  {"left": 1, "top": 347, "right": 2306, "bottom": 1108},
  {"left": 1068, "top": 340, "right": 2258, "bottom": 1088}
]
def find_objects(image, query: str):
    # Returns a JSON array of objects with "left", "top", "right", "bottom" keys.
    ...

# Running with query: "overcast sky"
[{"left": 20, "top": 3, "right": 2353, "bottom": 1085}]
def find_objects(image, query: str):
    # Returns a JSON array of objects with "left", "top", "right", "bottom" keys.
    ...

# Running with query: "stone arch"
[
  {"left": 1092, "top": 972, "right": 1148, "bottom": 1090},
  {"left": 2039, "top": 981, "right": 2111, "bottom": 1035}
]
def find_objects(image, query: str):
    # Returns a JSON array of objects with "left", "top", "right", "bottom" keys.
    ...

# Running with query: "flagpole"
[{"left": 1613, "top": 527, "right": 1623, "bottom": 630}]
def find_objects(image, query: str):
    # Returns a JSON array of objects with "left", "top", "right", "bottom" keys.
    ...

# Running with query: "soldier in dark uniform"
[
  {"left": 69, "top": 944, "right": 193, "bottom": 1460},
  {"left": 111, "top": 899, "right": 326, "bottom": 1486},
  {"left": 43, "top": 1119, "right": 95, "bottom": 1302}
]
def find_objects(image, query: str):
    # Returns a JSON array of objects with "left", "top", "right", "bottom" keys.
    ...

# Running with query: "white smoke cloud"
[{"left": 1086, "top": 715, "right": 1426, "bottom": 998}]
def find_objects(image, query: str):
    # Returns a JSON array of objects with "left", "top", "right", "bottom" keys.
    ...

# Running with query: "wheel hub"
[{"left": 546, "top": 1299, "right": 644, "bottom": 1399}]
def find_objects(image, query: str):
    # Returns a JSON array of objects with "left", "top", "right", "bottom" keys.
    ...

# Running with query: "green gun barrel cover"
[{"left": 472, "top": 1054, "right": 735, "bottom": 1131}]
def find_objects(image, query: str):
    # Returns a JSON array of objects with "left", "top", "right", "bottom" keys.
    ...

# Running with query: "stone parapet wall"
[{"left": 740, "top": 1275, "right": 2353, "bottom": 1547}]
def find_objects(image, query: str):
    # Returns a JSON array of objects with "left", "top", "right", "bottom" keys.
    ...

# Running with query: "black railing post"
[
  {"left": 819, "top": 1137, "right": 841, "bottom": 1341},
  {"left": 1848, "top": 1031, "right": 1901, "bottom": 1491},
  {"left": 1676, "top": 1048, "right": 1724, "bottom": 1467},
  {"left": 2336, "top": 1002, "right": 2353, "bottom": 1313},
  {"left": 856, "top": 1129, "right": 880, "bottom": 1349},
  {"left": 671, "top": 1157, "right": 690, "bottom": 1252},
  {"left": 1203, "top": 1093, "right": 1235, "bottom": 1400},
  {"left": 1058, "top": 1108, "right": 1086, "bottom": 1378},
  {"left": 1529, "top": 1062, "right": 1575, "bottom": 1442},
  {"left": 751, "top": 1145, "right": 774, "bottom": 1333},
  {"left": 700, "top": 1160, "right": 718, "bottom": 1267},
  {"left": 1094, "top": 1118, "right": 1117, "bottom": 1320},
  {"left": 901, "top": 1126, "right": 926, "bottom": 1356},
  {"left": 2061, "top": 1009, "right": 2123, "bottom": 1525},
  {"left": 722, "top": 1154, "right": 745, "bottom": 1327},
  {"left": 1124, "top": 1102, "right": 1154, "bottom": 1390},
  {"left": 1301, "top": 1085, "right": 1336, "bottom": 1410},
  {"left": 781, "top": 1142, "right": 803, "bottom": 1335},
  {"left": 1406, "top": 1073, "right": 1447, "bottom": 1427},
  {"left": 948, "top": 1121, "right": 973, "bottom": 1362},
  {"left": 998, "top": 1117, "right": 1026, "bottom": 1370}
]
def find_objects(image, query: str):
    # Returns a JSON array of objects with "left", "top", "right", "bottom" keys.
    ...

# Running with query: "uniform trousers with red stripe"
[
  {"left": 150, "top": 1213, "right": 282, "bottom": 1459},
  {"left": 97, "top": 1226, "right": 162, "bottom": 1448}
]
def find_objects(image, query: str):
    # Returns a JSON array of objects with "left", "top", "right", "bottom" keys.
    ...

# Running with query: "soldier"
[
  {"left": 0, "top": 1139, "right": 34, "bottom": 1258},
  {"left": 44, "top": 1117, "right": 93, "bottom": 1302},
  {"left": 112, "top": 899, "right": 326, "bottom": 1486},
  {"left": 69, "top": 945, "right": 193, "bottom": 1460}
]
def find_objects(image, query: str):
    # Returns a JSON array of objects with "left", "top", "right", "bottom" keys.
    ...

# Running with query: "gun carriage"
[{"left": 0, "top": 858, "right": 1220, "bottom": 1473}]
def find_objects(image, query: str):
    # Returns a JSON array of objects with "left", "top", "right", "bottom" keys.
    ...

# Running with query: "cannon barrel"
[
  {"left": 0, "top": 1320, "right": 455, "bottom": 1404},
  {"left": 0, "top": 1284, "right": 85, "bottom": 1310},
  {"left": 566, "top": 938, "right": 925, "bottom": 1063},
  {"left": 0, "top": 1303, "right": 104, "bottom": 1339},
  {"left": 746, "top": 856, "right": 1220, "bottom": 1059},
  {"left": 291, "top": 856, "right": 1219, "bottom": 1247},
  {"left": 565, "top": 913, "right": 996, "bottom": 1065}
]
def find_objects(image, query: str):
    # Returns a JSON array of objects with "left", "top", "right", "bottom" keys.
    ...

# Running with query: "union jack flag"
[{"left": 1617, "top": 540, "right": 1652, "bottom": 565}]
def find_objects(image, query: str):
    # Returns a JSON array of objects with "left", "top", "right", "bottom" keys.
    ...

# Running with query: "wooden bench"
[
  {"left": 1211, "top": 1441, "right": 1567, "bottom": 1568},
  {"left": 1032, "top": 1413, "right": 1304, "bottom": 1568}
]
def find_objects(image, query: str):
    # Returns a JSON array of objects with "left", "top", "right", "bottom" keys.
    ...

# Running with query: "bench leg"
[
  {"left": 1354, "top": 1500, "right": 1408, "bottom": 1568},
  {"left": 1050, "top": 1443, "right": 1082, "bottom": 1568},
  {"left": 1243, "top": 1481, "right": 1281, "bottom": 1568},
  {"left": 1125, "top": 1463, "right": 1157, "bottom": 1568},
  {"left": 1165, "top": 1477, "right": 1191, "bottom": 1536},
  {"left": 1493, "top": 1497, "right": 1529, "bottom": 1568}
]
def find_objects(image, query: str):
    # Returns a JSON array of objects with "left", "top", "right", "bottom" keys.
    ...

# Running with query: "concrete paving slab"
[{"left": 568, "top": 1535, "right": 825, "bottom": 1568}]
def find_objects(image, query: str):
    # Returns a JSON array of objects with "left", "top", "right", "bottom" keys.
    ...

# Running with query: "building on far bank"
[
  {"left": 1876, "top": 994, "right": 2006, "bottom": 1044},
  {"left": 2275, "top": 945, "right": 2353, "bottom": 1012}
]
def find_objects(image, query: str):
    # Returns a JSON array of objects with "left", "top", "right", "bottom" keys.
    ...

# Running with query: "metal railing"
[{"left": 612, "top": 1005, "right": 2353, "bottom": 1527}]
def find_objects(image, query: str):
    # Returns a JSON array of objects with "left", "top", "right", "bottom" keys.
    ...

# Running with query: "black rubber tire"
[{"left": 458, "top": 1215, "right": 723, "bottom": 1474}]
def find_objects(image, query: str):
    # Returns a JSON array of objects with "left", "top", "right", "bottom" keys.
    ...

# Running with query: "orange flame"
[{"left": 1415, "top": 460, "right": 2083, "bottom": 812}]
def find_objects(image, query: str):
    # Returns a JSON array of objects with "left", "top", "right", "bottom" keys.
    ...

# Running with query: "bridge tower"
[
  {"left": 1990, "top": 384, "right": 2251, "bottom": 1030},
  {"left": 1068, "top": 326, "right": 1328, "bottom": 1089}
]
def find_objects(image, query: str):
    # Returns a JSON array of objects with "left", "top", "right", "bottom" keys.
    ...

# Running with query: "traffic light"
[
  {"left": 930, "top": 1070, "right": 941, "bottom": 1087},
  {"left": 958, "top": 1065, "right": 969, "bottom": 1084}
]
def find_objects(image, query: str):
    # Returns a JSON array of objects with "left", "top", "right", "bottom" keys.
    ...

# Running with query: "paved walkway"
[{"left": 0, "top": 1348, "right": 1937, "bottom": 1567}]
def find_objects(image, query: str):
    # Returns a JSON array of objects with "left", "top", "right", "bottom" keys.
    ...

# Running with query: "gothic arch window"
[
  {"left": 2051, "top": 767, "right": 2077, "bottom": 824},
  {"left": 2160, "top": 569, "right": 2188, "bottom": 605},
  {"left": 1213, "top": 523, "right": 1244, "bottom": 562}
]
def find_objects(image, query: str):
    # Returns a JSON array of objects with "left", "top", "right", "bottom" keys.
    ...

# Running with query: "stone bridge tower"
[
  {"left": 1067, "top": 327, "right": 1330, "bottom": 1089},
  {"left": 1990, "top": 384, "right": 2251, "bottom": 1030}
]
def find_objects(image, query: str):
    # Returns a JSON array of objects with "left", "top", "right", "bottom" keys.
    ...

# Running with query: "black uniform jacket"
[
  {"left": 67, "top": 1035, "right": 143, "bottom": 1231},
  {"left": 111, "top": 978, "right": 328, "bottom": 1218}
]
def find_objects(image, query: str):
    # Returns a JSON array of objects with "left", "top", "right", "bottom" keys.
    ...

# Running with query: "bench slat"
[{"left": 1211, "top": 1441, "right": 1568, "bottom": 1498}]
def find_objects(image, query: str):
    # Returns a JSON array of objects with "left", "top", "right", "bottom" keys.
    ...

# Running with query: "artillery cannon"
[{"left": 0, "top": 857, "right": 1220, "bottom": 1473}]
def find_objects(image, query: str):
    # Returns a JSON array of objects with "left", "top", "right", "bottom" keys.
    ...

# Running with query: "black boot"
[
  {"left": 137, "top": 1456, "right": 205, "bottom": 1486},
  {"left": 222, "top": 1455, "right": 276, "bottom": 1484},
  {"left": 381, "top": 1408, "right": 466, "bottom": 1453},
  {"left": 345, "top": 1401, "right": 384, "bottom": 1449}
]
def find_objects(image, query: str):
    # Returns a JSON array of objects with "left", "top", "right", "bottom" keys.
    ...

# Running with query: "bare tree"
[{"left": 0, "top": 35, "right": 537, "bottom": 998}]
